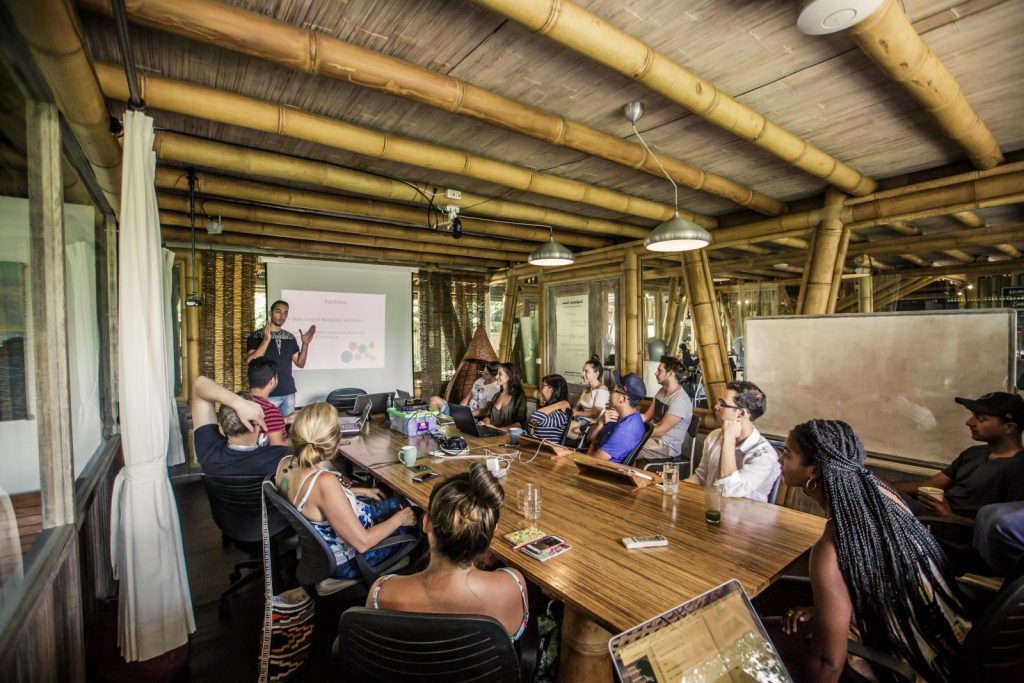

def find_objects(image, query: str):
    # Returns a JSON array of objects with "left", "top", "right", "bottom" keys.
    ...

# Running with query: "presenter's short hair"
[
  {"left": 247, "top": 357, "right": 278, "bottom": 389},
  {"left": 726, "top": 381, "right": 767, "bottom": 421},
  {"left": 270, "top": 300, "right": 288, "bottom": 310}
]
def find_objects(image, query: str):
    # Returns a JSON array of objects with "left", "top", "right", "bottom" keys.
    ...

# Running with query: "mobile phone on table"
[
  {"left": 410, "top": 464, "right": 431, "bottom": 473},
  {"left": 525, "top": 535, "right": 565, "bottom": 553},
  {"left": 412, "top": 471, "right": 439, "bottom": 483}
]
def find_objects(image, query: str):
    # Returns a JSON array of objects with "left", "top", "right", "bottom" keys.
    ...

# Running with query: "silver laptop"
[
  {"left": 339, "top": 401, "right": 373, "bottom": 436},
  {"left": 351, "top": 391, "right": 393, "bottom": 415}
]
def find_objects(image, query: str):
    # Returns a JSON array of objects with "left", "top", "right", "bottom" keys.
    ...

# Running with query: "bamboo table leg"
[{"left": 558, "top": 606, "right": 613, "bottom": 683}]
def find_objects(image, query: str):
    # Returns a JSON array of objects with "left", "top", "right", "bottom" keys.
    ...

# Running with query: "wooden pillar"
[
  {"left": 680, "top": 250, "right": 730, "bottom": 407},
  {"left": 536, "top": 270, "right": 546, "bottom": 376},
  {"left": 98, "top": 212, "right": 119, "bottom": 434},
  {"left": 185, "top": 251, "right": 202, "bottom": 398},
  {"left": 28, "top": 100, "right": 74, "bottom": 528},
  {"left": 558, "top": 607, "right": 613, "bottom": 683},
  {"left": 663, "top": 277, "right": 679, "bottom": 351},
  {"left": 858, "top": 272, "right": 874, "bottom": 312},
  {"left": 718, "top": 292, "right": 736, "bottom": 353},
  {"left": 623, "top": 250, "right": 640, "bottom": 374},
  {"left": 498, "top": 273, "right": 519, "bottom": 361},
  {"left": 799, "top": 188, "right": 850, "bottom": 315}
]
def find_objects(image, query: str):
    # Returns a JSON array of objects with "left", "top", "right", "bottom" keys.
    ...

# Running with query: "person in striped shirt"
[
  {"left": 247, "top": 357, "right": 290, "bottom": 448},
  {"left": 526, "top": 374, "right": 571, "bottom": 443}
]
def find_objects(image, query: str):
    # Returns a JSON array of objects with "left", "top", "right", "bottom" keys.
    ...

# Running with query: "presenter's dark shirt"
[
  {"left": 194, "top": 424, "right": 290, "bottom": 476},
  {"left": 941, "top": 445, "right": 1024, "bottom": 516},
  {"left": 246, "top": 329, "right": 300, "bottom": 396}
]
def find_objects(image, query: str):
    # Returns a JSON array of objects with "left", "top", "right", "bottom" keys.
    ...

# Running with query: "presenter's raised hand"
[
  {"left": 300, "top": 325, "right": 317, "bottom": 346},
  {"left": 264, "top": 320, "right": 281, "bottom": 335}
]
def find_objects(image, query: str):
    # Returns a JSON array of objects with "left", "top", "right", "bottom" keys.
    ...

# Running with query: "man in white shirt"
[
  {"left": 637, "top": 356, "right": 693, "bottom": 465},
  {"left": 428, "top": 361, "right": 501, "bottom": 417},
  {"left": 685, "top": 381, "right": 780, "bottom": 502}
]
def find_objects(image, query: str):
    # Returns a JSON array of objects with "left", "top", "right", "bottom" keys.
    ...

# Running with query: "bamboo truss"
[
  {"left": 798, "top": 189, "right": 850, "bottom": 315},
  {"left": 79, "top": 0, "right": 783, "bottom": 215},
  {"left": 680, "top": 251, "right": 730, "bottom": 407}
]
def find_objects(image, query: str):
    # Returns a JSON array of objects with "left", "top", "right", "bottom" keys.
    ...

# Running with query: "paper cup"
[{"left": 918, "top": 486, "right": 944, "bottom": 502}]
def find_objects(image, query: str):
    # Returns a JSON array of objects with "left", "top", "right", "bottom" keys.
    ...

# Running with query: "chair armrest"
[
  {"left": 354, "top": 533, "right": 421, "bottom": 585},
  {"left": 846, "top": 639, "right": 917, "bottom": 682}
]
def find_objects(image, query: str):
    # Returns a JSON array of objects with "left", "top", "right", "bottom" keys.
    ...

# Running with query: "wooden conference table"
[{"left": 338, "top": 420, "right": 824, "bottom": 682}]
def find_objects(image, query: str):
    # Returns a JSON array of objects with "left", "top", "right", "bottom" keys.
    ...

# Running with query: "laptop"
[
  {"left": 338, "top": 401, "right": 373, "bottom": 436},
  {"left": 351, "top": 391, "right": 393, "bottom": 415},
  {"left": 450, "top": 403, "right": 506, "bottom": 438}
]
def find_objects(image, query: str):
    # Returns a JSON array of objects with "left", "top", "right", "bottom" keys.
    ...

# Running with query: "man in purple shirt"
[{"left": 587, "top": 373, "right": 647, "bottom": 464}]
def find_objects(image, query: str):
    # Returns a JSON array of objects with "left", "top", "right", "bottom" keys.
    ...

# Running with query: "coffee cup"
[
  {"left": 507, "top": 427, "right": 524, "bottom": 445},
  {"left": 399, "top": 445, "right": 418, "bottom": 467},
  {"left": 918, "top": 486, "right": 944, "bottom": 502}
]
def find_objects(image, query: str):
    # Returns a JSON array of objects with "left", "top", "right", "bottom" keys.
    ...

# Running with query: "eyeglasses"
[{"left": 717, "top": 399, "right": 741, "bottom": 410}]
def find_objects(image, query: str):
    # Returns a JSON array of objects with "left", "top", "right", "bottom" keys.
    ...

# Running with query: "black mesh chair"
[
  {"left": 557, "top": 407, "right": 575, "bottom": 445},
  {"left": 202, "top": 474, "right": 291, "bottom": 617},
  {"left": 325, "top": 387, "right": 367, "bottom": 415},
  {"left": 261, "top": 480, "right": 420, "bottom": 597},
  {"left": 620, "top": 422, "right": 656, "bottom": 467},
  {"left": 333, "top": 608, "right": 521, "bottom": 683},
  {"left": 643, "top": 414, "right": 701, "bottom": 475}
]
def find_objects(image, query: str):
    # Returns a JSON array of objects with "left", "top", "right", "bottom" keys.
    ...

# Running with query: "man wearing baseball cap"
[
  {"left": 894, "top": 391, "right": 1024, "bottom": 519},
  {"left": 586, "top": 372, "right": 648, "bottom": 464}
]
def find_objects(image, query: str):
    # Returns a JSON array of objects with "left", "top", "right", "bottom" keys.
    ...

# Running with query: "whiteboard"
[{"left": 744, "top": 310, "right": 1016, "bottom": 467}]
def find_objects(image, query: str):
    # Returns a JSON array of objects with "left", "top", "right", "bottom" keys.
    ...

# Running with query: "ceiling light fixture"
[
  {"left": 528, "top": 226, "right": 575, "bottom": 267},
  {"left": 623, "top": 102, "right": 712, "bottom": 252},
  {"left": 796, "top": 0, "right": 884, "bottom": 35}
]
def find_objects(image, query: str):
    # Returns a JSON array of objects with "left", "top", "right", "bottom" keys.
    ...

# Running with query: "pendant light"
[
  {"left": 528, "top": 226, "right": 575, "bottom": 267},
  {"left": 623, "top": 102, "right": 712, "bottom": 252}
]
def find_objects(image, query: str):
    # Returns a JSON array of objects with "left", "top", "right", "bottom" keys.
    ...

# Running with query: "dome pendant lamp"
[
  {"left": 623, "top": 102, "right": 712, "bottom": 252},
  {"left": 528, "top": 226, "right": 575, "bottom": 267}
]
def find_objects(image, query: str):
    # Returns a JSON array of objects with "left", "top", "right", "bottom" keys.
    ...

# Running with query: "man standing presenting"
[
  {"left": 638, "top": 356, "right": 693, "bottom": 465},
  {"left": 245, "top": 299, "right": 315, "bottom": 416},
  {"left": 685, "top": 381, "right": 779, "bottom": 502}
]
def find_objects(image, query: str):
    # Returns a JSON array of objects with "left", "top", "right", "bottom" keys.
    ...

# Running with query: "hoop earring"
[{"left": 804, "top": 478, "right": 818, "bottom": 493}]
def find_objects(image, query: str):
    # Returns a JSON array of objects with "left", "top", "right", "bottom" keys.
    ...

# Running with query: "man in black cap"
[
  {"left": 894, "top": 391, "right": 1024, "bottom": 519},
  {"left": 586, "top": 373, "right": 647, "bottom": 464}
]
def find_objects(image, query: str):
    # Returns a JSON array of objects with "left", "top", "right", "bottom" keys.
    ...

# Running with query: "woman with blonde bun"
[
  {"left": 365, "top": 464, "right": 529, "bottom": 640},
  {"left": 275, "top": 402, "right": 416, "bottom": 579}
]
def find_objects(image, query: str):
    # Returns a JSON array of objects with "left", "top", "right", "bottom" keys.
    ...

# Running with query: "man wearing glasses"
[
  {"left": 586, "top": 373, "right": 648, "bottom": 464},
  {"left": 684, "top": 381, "right": 780, "bottom": 502}
]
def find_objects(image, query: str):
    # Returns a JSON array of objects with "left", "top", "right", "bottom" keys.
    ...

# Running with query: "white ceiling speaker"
[{"left": 796, "top": 0, "right": 885, "bottom": 35}]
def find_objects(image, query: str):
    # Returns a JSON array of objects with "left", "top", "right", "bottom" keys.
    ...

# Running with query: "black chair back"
[
  {"left": 326, "top": 387, "right": 367, "bottom": 414},
  {"left": 262, "top": 480, "right": 338, "bottom": 585},
  {"left": 204, "top": 474, "right": 288, "bottom": 545},
  {"left": 621, "top": 422, "right": 656, "bottom": 467},
  {"left": 954, "top": 572, "right": 1024, "bottom": 682},
  {"left": 557, "top": 407, "right": 574, "bottom": 446},
  {"left": 334, "top": 607, "right": 521, "bottom": 683}
]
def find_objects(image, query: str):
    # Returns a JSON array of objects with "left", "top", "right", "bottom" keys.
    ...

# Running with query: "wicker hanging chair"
[{"left": 444, "top": 325, "right": 499, "bottom": 403}]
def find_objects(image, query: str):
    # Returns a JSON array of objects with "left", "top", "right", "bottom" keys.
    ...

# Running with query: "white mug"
[
  {"left": 399, "top": 445, "right": 418, "bottom": 467},
  {"left": 485, "top": 456, "right": 509, "bottom": 478}
]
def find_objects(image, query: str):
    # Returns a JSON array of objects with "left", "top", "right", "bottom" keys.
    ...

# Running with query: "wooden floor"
[{"left": 172, "top": 479, "right": 338, "bottom": 682}]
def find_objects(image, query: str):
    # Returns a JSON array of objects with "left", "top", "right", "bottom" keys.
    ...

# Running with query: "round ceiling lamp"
[
  {"left": 527, "top": 227, "right": 575, "bottom": 267},
  {"left": 796, "top": 0, "right": 885, "bottom": 35}
]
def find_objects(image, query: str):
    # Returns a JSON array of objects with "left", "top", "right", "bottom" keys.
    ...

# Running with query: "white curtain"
[
  {"left": 163, "top": 249, "right": 185, "bottom": 467},
  {"left": 65, "top": 241, "right": 103, "bottom": 476},
  {"left": 110, "top": 111, "right": 195, "bottom": 661}
]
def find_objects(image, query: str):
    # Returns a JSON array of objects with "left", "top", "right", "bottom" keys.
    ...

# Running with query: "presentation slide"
[{"left": 281, "top": 289, "right": 385, "bottom": 370}]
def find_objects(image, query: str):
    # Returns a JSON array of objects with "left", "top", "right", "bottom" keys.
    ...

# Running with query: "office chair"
[
  {"left": 643, "top": 414, "right": 701, "bottom": 475},
  {"left": 325, "top": 387, "right": 367, "bottom": 414},
  {"left": 333, "top": 608, "right": 522, "bottom": 683},
  {"left": 202, "top": 474, "right": 291, "bottom": 618},
  {"left": 557, "top": 407, "right": 574, "bottom": 446}
]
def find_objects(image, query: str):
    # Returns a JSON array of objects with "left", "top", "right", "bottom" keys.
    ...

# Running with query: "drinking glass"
[
  {"left": 517, "top": 484, "right": 541, "bottom": 521},
  {"left": 704, "top": 487, "right": 721, "bottom": 525},
  {"left": 661, "top": 463, "right": 679, "bottom": 495}
]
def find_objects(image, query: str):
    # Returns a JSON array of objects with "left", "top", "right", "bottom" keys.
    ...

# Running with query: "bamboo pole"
[
  {"left": 662, "top": 277, "right": 679, "bottom": 341},
  {"left": 470, "top": 0, "right": 876, "bottom": 196},
  {"left": 799, "top": 189, "right": 849, "bottom": 314},
  {"left": 98, "top": 63, "right": 713, "bottom": 228},
  {"left": 536, "top": 271, "right": 546, "bottom": 377},
  {"left": 9, "top": 0, "right": 121, "bottom": 212},
  {"left": 623, "top": 250, "right": 640, "bottom": 375},
  {"left": 152, "top": 131, "right": 648, "bottom": 240},
  {"left": 155, "top": 167, "right": 606, "bottom": 249},
  {"left": 156, "top": 196, "right": 527, "bottom": 261},
  {"left": 184, "top": 251, "right": 202, "bottom": 409},
  {"left": 680, "top": 252, "right": 730, "bottom": 406},
  {"left": 858, "top": 272, "right": 874, "bottom": 313},
  {"left": 498, "top": 274, "right": 519, "bottom": 361},
  {"left": 996, "top": 244, "right": 1022, "bottom": 258},
  {"left": 844, "top": 161, "right": 1024, "bottom": 206},
  {"left": 943, "top": 249, "right": 974, "bottom": 264},
  {"left": 847, "top": 223, "right": 1024, "bottom": 258},
  {"left": 874, "top": 277, "right": 938, "bottom": 310},
  {"left": 849, "top": 0, "right": 1002, "bottom": 169},
  {"left": 161, "top": 227, "right": 502, "bottom": 269},
  {"left": 80, "top": 0, "right": 783, "bottom": 216},
  {"left": 952, "top": 212, "right": 985, "bottom": 228}
]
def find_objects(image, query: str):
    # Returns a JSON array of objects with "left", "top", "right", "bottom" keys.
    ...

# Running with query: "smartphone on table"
[{"left": 412, "top": 471, "right": 439, "bottom": 483}]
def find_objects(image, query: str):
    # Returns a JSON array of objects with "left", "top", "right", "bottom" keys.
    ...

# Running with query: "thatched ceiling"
[{"left": 35, "top": 0, "right": 1024, "bottom": 272}]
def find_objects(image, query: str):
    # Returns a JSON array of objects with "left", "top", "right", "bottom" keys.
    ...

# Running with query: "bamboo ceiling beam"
[
  {"left": 849, "top": 0, "right": 1003, "bottom": 169},
  {"left": 471, "top": 0, "right": 876, "bottom": 196},
  {"left": 891, "top": 257, "right": 1024, "bottom": 280},
  {"left": 97, "top": 63, "right": 713, "bottom": 229},
  {"left": 952, "top": 212, "right": 985, "bottom": 228},
  {"left": 900, "top": 254, "right": 932, "bottom": 267},
  {"left": 8, "top": 0, "right": 121, "bottom": 212},
  {"left": 79, "top": 0, "right": 783, "bottom": 216},
  {"left": 154, "top": 167, "right": 607, "bottom": 249},
  {"left": 995, "top": 244, "right": 1022, "bottom": 258},
  {"left": 847, "top": 223, "right": 1024, "bottom": 258},
  {"left": 942, "top": 250, "right": 975, "bottom": 264},
  {"left": 157, "top": 199, "right": 526, "bottom": 262},
  {"left": 152, "top": 131, "right": 647, "bottom": 240},
  {"left": 161, "top": 227, "right": 502, "bottom": 269}
]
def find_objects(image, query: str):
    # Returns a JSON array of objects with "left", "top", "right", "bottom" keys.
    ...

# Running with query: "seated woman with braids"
[
  {"left": 777, "top": 419, "right": 969, "bottom": 683},
  {"left": 366, "top": 464, "right": 529, "bottom": 640},
  {"left": 275, "top": 403, "right": 417, "bottom": 579}
]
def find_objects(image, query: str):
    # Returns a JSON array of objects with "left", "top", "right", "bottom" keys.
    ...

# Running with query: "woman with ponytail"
[
  {"left": 275, "top": 402, "right": 416, "bottom": 579},
  {"left": 778, "top": 419, "right": 969, "bottom": 682},
  {"left": 365, "top": 464, "right": 529, "bottom": 640}
]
